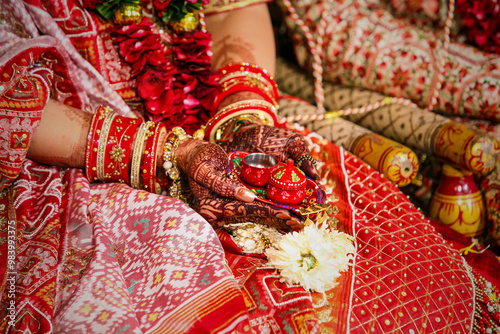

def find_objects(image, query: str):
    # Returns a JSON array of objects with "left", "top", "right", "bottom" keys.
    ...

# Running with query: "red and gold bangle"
[
  {"left": 219, "top": 72, "right": 278, "bottom": 101},
  {"left": 218, "top": 62, "right": 279, "bottom": 99},
  {"left": 85, "top": 106, "right": 111, "bottom": 182},
  {"left": 103, "top": 114, "right": 141, "bottom": 184},
  {"left": 204, "top": 99, "right": 278, "bottom": 143},
  {"left": 214, "top": 80, "right": 278, "bottom": 109},
  {"left": 130, "top": 121, "right": 155, "bottom": 189},
  {"left": 96, "top": 111, "right": 117, "bottom": 181},
  {"left": 141, "top": 122, "right": 166, "bottom": 194},
  {"left": 162, "top": 127, "right": 191, "bottom": 200}
]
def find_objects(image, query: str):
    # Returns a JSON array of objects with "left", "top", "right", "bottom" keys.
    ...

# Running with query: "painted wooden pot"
[
  {"left": 267, "top": 159, "right": 307, "bottom": 205},
  {"left": 430, "top": 164, "right": 485, "bottom": 237}
]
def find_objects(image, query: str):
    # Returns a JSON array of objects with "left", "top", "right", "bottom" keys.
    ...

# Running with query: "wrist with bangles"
[
  {"left": 203, "top": 99, "right": 278, "bottom": 143},
  {"left": 85, "top": 106, "right": 191, "bottom": 200},
  {"left": 84, "top": 63, "right": 280, "bottom": 197},
  {"left": 214, "top": 62, "right": 279, "bottom": 111},
  {"left": 200, "top": 62, "right": 280, "bottom": 144},
  {"left": 162, "top": 126, "right": 193, "bottom": 202}
]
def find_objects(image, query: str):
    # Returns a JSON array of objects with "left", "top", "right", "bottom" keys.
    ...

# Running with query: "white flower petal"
[{"left": 265, "top": 222, "right": 355, "bottom": 292}]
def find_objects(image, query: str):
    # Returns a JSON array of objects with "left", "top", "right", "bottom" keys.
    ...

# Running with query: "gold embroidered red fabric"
[
  {"left": 205, "top": 0, "right": 271, "bottom": 14},
  {"left": 0, "top": 51, "right": 50, "bottom": 191}
]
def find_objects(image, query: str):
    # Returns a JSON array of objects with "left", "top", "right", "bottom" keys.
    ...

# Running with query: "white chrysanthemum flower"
[{"left": 265, "top": 223, "right": 355, "bottom": 292}]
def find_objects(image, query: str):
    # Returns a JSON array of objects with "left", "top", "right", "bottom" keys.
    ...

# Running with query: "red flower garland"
[
  {"left": 81, "top": 0, "right": 102, "bottom": 9},
  {"left": 114, "top": 18, "right": 169, "bottom": 75},
  {"left": 170, "top": 30, "right": 218, "bottom": 133},
  {"left": 113, "top": 7, "right": 217, "bottom": 134},
  {"left": 456, "top": 0, "right": 500, "bottom": 54}
]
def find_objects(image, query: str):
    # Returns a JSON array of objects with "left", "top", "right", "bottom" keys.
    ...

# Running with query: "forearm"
[
  {"left": 27, "top": 99, "right": 91, "bottom": 168},
  {"left": 204, "top": 4, "right": 278, "bottom": 139},
  {"left": 27, "top": 100, "right": 168, "bottom": 174},
  {"left": 206, "top": 4, "right": 276, "bottom": 73}
]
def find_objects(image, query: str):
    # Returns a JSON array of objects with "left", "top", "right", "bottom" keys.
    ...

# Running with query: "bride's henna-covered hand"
[
  {"left": 175, "top": 138, "right": 303, "bottom": 230},
  {"left": 219, "top": 124, "right": 321, "bottom": 181}
]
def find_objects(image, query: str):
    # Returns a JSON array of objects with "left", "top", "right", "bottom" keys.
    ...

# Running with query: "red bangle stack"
[
  {"left": 85, "top": 106, "right": 142, "bottom": 184},
  {"left": 85, "top": 107, "right": 189, "bottom": 195},
  {"left": 203, "top": 62, "right": 280, "bottom": 144},
  {"left": 85, "top": 106, "right": 111, "bottom": 182},
  {"left": 104, "top": 114, "right": 141, "bottom": 184},
  {"left": 214, "top": 62, "right": 279, "bottom": 111},
  {"left": 204, "top": 99, "right": 278, "bottom": 143}
]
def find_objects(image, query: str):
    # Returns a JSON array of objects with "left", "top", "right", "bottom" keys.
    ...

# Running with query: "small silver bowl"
[
  {"left": 243, "top": 153, "right": 279, "bottom": 168},
  {"left": 240, "top": 153, "right": 279, "bottom": 186}
]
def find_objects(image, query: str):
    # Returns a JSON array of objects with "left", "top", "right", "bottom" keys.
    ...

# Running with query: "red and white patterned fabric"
[
  {"left": 0, "top": 160, "right": 250, "bottom": 333},
  {"left": 0, "top": 0, "right": 250, "bottom": 332}
]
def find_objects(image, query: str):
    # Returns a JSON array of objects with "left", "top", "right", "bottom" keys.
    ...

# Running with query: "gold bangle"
[
  {"left": 205, "top": 99, "right": 277, "bottom": 143},
  {"left": 220, "top": 99, "right": 277, "bottom": 114},
  {"left": 219, "top": 73, "right": 278, "bottom": 106},
  {"left": 162, "top": 127, "right": 192, "bottom": 200},
  {"left": 130, "top": 121, "right": 154, "bottom": 189},
  {"left": 96, "top": 111, "right": 117, "bottom": 181}
]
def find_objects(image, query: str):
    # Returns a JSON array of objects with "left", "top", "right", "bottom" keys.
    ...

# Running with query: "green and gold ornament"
[{"left": 96, "top": 0, "right": 202, "bottom": 32}]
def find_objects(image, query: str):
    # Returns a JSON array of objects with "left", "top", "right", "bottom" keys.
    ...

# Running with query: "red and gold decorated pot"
[
  {"left": 267, "top": 159, "right": 307, "bottom": 205},
  {"left": 430, "top": 164, "right": 485, "bottom": 237}
]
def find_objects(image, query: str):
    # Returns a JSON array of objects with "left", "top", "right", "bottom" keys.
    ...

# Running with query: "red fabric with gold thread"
[
  {"left": 215, "top": 124, "right": 481, "bottom": 333},
  {"left": 0, "top": 47, "right": 52, "bottom": 191}
]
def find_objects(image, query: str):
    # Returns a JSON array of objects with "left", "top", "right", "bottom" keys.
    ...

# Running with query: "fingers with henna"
[
  {"left": 223, "top": 201, "right": 302, "bottom": 225},
  {"left": 285, "top": 135, "right": 321, "bottom": 180},
  {"left": 182, "top": 140, "right": 256, "bottom": 202},
  {"left": 197, "top": 167, "right": 256, "bottom": 202},
  {"left": 298, "top": 156, "right": 321, "bottom": 181},
  {"left": 224, "top": 216, "right": 300, "bottom": 231},
  {"left": 197, "top": 197, "right": 303, "bottom": 227}
]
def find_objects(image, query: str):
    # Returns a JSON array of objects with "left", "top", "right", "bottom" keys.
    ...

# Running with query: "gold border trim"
[{"left": 205, "top": 0, "right": 270, "bottom": 14}]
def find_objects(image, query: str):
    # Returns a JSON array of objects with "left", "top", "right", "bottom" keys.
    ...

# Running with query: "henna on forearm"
[
  {"left": 29, "top": 140, "right": 86, "bottom": 167},
  {"left": 206, "top": 4, "right": 276, "bottom": 73},
  {"left": 28, "top": 100, "right": 91, "bottom": 168},
  {"left": 211, "top": 35, "right": 257, "bottom": 71}
]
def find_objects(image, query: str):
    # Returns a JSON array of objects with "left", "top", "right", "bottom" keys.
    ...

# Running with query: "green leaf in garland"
[
  {"left": 96, "top": 0, "right": 142, "bottom": 21},
  {"left": 96, "top": 0, "right": 120, "bottom": 20},
  {"left": 162, "top": 0, "right": 203, "bottom": 24}
]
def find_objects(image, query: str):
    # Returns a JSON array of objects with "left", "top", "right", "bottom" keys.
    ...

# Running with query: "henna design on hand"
[
  {"left": 195, "top": 195, "right": 302, "bottom": 230},
  {"left": 220, "top": 125, "right": 321, "bottom": 181},
  {"left": 175, "top": 138, "right": 303, "bottom": 228}
]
